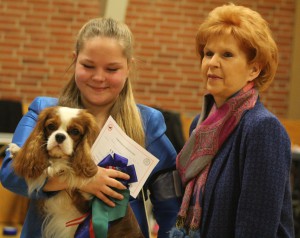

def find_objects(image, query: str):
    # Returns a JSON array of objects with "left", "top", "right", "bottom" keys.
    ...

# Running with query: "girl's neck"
[
  {"left": 95, "top": 113, "right": 110, "bottom": 130},
  {"left": 82, "top": 104, "right": 112, "bottom": 130}
]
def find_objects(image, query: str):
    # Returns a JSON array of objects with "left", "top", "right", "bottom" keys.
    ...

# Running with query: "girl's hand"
[{"left": 81, "top": 166, "right": 130, "bottom": 207}]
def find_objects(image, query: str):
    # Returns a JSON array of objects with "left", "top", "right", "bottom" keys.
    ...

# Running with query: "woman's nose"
[
  {"left": 92, "top": 69, "right": 105, "bottom": 81},
  {"left": 208, "top": 54, "right": 220, "bottom": 67}
]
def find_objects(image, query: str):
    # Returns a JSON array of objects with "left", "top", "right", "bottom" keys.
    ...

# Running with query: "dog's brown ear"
[
  {"left": 71, "top": 111, "right": 99, "bottom": 178},
  {"left": 72, "top": 139, "right": 98, "bottom": 178},
  {"left": 12, "top": 108, "right": 54, "bottom": 179},
  {"left": 82, "top": 110, "right": 100, "bottom": 146}
]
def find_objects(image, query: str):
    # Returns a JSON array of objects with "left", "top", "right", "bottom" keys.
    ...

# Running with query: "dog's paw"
[
  {"left": 47, "top": 166, "right": 55, "bottom": 177},
  {"left": 8, "top": 143, "right": 20, "bottom": 157},
  {"left": 47, "top": 166, "right": 65, "bottom": 177}
]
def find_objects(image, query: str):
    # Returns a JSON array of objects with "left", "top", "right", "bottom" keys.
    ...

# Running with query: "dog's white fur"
[{"left": 9, "top": 106, "right": 99, "bottom": 238}]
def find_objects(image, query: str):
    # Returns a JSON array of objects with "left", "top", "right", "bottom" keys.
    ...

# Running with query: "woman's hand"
[{"left": 81, "top": 166, "right": 130, "bottom": 207}]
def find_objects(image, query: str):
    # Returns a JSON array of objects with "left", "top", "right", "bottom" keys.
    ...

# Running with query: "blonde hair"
[
  {"left": 196, "top": 3, "right": 278, "bottom": 91},
  {"left": 59, "top": 18, "right": 145, "bottom": 147}
]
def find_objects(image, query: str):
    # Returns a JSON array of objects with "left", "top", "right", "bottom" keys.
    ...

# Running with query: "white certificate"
[{"left": 91, "top": 116, "right": 159, "bottom": 198}]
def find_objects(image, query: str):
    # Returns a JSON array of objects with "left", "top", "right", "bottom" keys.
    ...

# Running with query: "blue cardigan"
[
  {"left": 189, "top": 100, "right": 294, "bottom": 237},
  {"left": 0, "top": 97, "right": 181, "bottom": 238}
]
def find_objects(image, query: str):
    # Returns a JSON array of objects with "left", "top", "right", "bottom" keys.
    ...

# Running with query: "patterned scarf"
[{"left": 175, "top": 82, "right": 258, "bottom": 235}]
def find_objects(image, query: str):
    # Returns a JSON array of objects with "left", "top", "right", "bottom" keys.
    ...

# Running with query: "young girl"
[{"left": 0, "top": 18, "right": 181, "bottom": 238}]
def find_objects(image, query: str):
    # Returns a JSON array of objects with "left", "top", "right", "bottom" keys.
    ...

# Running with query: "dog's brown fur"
[{"left": 108, "top": 205, "right": 145, "bottom": 238}]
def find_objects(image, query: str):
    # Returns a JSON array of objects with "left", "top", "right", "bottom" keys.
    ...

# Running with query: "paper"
[{"left": 91, "top": 116, "right": 159, "bottom": 198}]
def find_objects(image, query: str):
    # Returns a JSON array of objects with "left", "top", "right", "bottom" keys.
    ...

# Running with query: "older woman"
[{"left": 170, "top": 3, "right": 294, "bottom": 238}]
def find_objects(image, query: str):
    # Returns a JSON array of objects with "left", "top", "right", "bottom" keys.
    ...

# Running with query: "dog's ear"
[
  {"left": 71, "top": 111, "right": 99, "bottom": 178},
  {"left": 72, "top": 140, "right": 98, "bottom": 178},
  {"left": 12, "top": 107, "right": 54, "bottom": 179},
  {"left": 82, "top": 110, "right": 100, "bottom": 146}
]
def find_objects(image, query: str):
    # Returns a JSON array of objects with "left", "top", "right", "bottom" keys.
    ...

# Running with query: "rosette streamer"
[{"left": 74, "top": 153, "right": 137, "bottom": 238}]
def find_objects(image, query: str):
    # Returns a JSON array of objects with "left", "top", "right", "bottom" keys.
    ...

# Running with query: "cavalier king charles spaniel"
[
  {"left": 9, "top": 106, "right": 99, "bottom": 238},
  {"left": 9, "top": 106, "right": 144, "bottom": 238}
]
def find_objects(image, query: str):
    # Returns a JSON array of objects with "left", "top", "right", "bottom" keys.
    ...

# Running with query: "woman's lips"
[
  {"left": 89, "top": 85, "right": 108, "bottom": 91},
  {"left": 207, "top": 74, "right": 222, "bottom": 80}
]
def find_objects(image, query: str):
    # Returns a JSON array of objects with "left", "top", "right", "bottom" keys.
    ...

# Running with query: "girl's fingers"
[
  {"left": 107, "top": 178, "right": 127, "bottom": 190},
  {"left": 96, "top": 191, "right": 115, "bottom": 207},
  {"left": 96, "top": 186, "right": 125, "bottom": 206},
  {"left": 109, "top": 169, "right": 130, "bottom": 180}
]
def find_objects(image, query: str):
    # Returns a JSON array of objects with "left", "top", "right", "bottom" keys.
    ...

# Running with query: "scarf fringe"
[
  {"left": 169, "top": 227, "right": 201, "bottom": 238},
  {"left": 176, "top": 215, "right": 186, "bottom": 229}
]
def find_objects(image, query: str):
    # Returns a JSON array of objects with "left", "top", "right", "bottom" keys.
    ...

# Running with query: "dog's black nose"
[{"left": 55, "top": 133, "right": 66, "bottom": 144}]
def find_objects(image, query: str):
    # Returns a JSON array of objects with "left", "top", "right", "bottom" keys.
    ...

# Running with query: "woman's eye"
[
  {"left": 223, "top": 52, "right": 233, "bottom": 57},
  {"left": 82, "top": 64, "right": 94, "bottom": 69},
  {"left": 204, "top": 51, "right": 214, "bottom": 57},
  {"left": 107, "top": 68, "right": 118, "bottom": 72}
]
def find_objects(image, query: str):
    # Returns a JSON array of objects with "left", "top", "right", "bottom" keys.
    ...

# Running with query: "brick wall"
[
  {"left": 0, "top": 0, "right": 295, "bottom": 118},
  {"left": 0, "top": 0, "right": 101, "bottom": 102}
]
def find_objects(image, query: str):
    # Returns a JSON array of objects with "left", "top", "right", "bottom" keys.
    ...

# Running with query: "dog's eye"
[
  {"left": 47, "top": 123, "right": 57, "bottom": 131},
  {"left": 69, "top": 128, "right": 80, "bottom": 136}
]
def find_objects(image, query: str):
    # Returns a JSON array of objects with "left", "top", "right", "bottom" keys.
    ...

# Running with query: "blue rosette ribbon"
[{"left": 75, "top": 153, "right": 137, "bottom": 238}]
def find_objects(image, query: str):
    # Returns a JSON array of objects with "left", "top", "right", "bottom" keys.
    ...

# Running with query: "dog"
[
  {"left": 9, "top": 106, "right": 100, "bottom": 238},
  {"left": 9, "top": 106, "right": 144, "bottom": 238}
]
